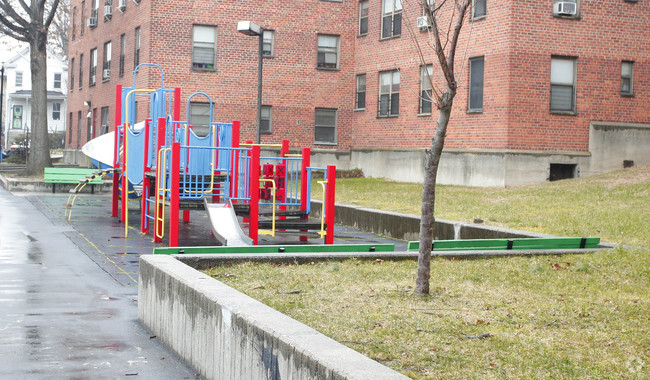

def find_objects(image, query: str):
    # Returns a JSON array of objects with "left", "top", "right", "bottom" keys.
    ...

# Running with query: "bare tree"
[
  {"left": 0, "top": 0, "right": 61, "bottom": 176},
  {"left": 405, "top": 0, "right": 471, "bottom": 295},
  {"left": 49, "top": 0, "right": 68, "bottom": 59}
]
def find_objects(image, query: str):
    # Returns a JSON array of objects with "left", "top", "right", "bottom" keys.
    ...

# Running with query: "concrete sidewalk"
[{"left": 0, "top": 187, "right": 201, "bottom": 378}]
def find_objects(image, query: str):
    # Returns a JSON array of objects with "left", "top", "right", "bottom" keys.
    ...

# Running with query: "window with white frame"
[
  {"left": 314, "top": 108, "right": 337, "bottom": 144},
  {"left": 621, "top": 61, "right": 634, "bottom": 96},
  {"left": 472, "top": 0, "right": 486, "bottom": 19},
  {"left": 189, "top": 102, "right": 211, "bottom": 137},
  {"left": 53, "top": 103, "right": 61, "bottom": 120},
  {"left": 260, "top": 106, "right": 272, "bottom": 134},
  {"left": 90, "top": 48, "right": 97, "bottom": 85},
  {"left": 359, "top": 1, "right": 369, "bottom": 35},
  {"left": 193, "top": 25, "right": 217, "bottom": 70},
  {"left": 420, "top": 64, "right": 433, "bottom": 114},
  {"left": 378, "top": 69, "right": 400, "bottom": 117},
  {"left": 317, "top": 34, "right": 340, "bottom": 69},
  {"left": 356, "top": 74, "right": 366, "bottom": 110},
  {"left": 468, "top": 56, "right": 484, "bottom": 112},
  {"left": 262, "top": 30, "right": 274, "bottom": 57},
  {"left": 54, "top": 73, "right": 62, "bottom": 89},
  {"left": 103, "top": 41, "right": 112, "bottom": 80},
  {"left": 381, "top": 0, "right": 402, "bottom": 39},
  {"left": 550, "top": 57, "right": 576, "bottom": 113},
  {"left": 15, "top": 72, "right": 23, "bottom": 87}
]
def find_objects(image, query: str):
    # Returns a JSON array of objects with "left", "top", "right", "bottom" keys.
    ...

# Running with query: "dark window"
[
  {"left": 549, "top": 163, "right": 577, "bottom": 181},
  {"left": 378, "top": 70, "right": 400, "bottom": 117},
  {"left": 315, "top": 108, "right": 337, "bottom": 144},
  {"left": 53, "top": 103, "right": 61, "bottom": 120},
  {"left": 550, "top": 57, "right": 576, "bottom": 113},
  {"left": 381, "top": 0, "right": 402, "bottom": 39},
  {"left": 260, "top": 106, "right": 272, "bottom": 134},
  {"left": 70, "top": 58, "right": 75, "bottom": 91},
  {"left": 119, "top": 34, "right": 125, "bottom": 76},
  {"left": 192, "top": 25, "right": 217, "bottom": 70},
  {"left": 79, "top": 54, "right": 84, "bottom": 88},
  {"left": 100, "top": 106, "right": 109, "bottom": 135},
  {"left": 356, "top": 74, "right": 366, "bottom": 110},
  {"left": 68, "top": 112, "right": 73, "bottom": 144},
  {"left": 134, "top": 27, "right": 140, "bottom": 68},
  {"left": 81, "top": 1, "right": 85, "bottom": 35},
  {"left": 420, "top": 65, "right": 433, "bottom": 114},
  {"left": 359, "top": 1, "right": 369, "bottom": 35},
  {"left": 317, "top": 34, "right": 339, "bottom": 69},
  {"left": 468, "top": 57, "right": 484, "bottom": 112},
  {"left": 77, "top": 111, "right": 82, "bottom": 148},
  {"left": 621, "top": 61, "right": 634, "bottom": 96},
  {"left": 473, "top": 0, "right": 486, "bottom": 19}
]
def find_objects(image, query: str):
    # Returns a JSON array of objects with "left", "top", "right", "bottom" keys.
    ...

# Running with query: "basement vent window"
[{"left": 549, "top": 163, "right": 577, "bottom": 181}]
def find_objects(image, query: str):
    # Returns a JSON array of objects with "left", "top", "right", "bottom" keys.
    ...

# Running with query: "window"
[
  {"left": 468, "top": 57, "right": 484, "bottom": 112},
  {"left": 550, "top": 57, "right": 576, "bottom": 113},
  {"left": 378, "top": 70, "right": 400, "bottom": 117},
  {"left": 90, "top": 48, "right": 97, "bottom": 86},
  {"left": 315, "top": 108, "right": 337, "bottom": 144},
  {"left": 12, "top": 105, "right": 23, "bottom": 129},
  {"left": 260, "top": 106, "right": 272, "bottom": 134},
  {"left": 91, "top": 0, "right": 98, "bottom": 21},
  {"left": 472, "top": 0, "right": 486, "bottom": 19},
  {"left": 192, "top": 25, "right": 217, "bottom": 70},
  {"left": 103, "top": 41, "right": 112, "bottom": 80},
  {"left": 68, "top": 112, "right": 73, "bottom": 144},
  {"left": 53, "top": 103, "right": 61, "bottom": 120},
  {"left": 262, "top": 30, "right": 274, "bottom": 57},
  {"left": 317, "top": 34, "right": 340, "bottom": 69},
  {"left": 119, "top": 34, "right": 125, "bottom": 76},
  {"left": 100, "top": 106, "right": 109, "bottom": 135},
  {"left": 134, "top": 27, "right": 140, "bottom": 67},
  {"left": 355, "top": 74, "right": 366, "bottom": 110},
  {"left": 79, "top": 54, "right": 84, "bottom": 88},
  {"left": 81, "top": 1, "right": 85, "bottom": 35},
  {"left": 621, "top": 61, "right": 634, "bottom": 96},
  {"left": 87, "top": 108, "right": 93, "bottom": 142},
  {"left": 359, "top": 1, "right": 369, "bottom": 35},
  {"left": 381, "top": 0, "right": 402, "bottom": 39},
  {"left": 72, "top": 7, "right": 77, "bottom": 40},
  {"left": 77, "top": 111, "right": 82, "bottom": 148},
  {"left": 15, "top": 72, "right": 23, "bottom": 87},
  {"left": 189, "top": 102, "right": 211, "bottom": 137},
  {"left": 104, "top": 0, "right": 112, "bottom": 21},
  {"left": 54, "top": 73, "right": 62, "bottom": 89},
  {"left": 70, "top": 58, "right": 75, "bottom": 91},
  {"left": 420, "top": 64, "right": 433, "bottom": 114}
]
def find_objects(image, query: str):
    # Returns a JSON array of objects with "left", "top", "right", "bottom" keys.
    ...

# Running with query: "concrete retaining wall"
[{"left": 138, "top": 255, "right": 409, "bottom": 380}]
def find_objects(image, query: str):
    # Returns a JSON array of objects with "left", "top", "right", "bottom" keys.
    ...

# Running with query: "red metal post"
[
  {"left": 169, "top": 142, "right": 181, "bottom": 247},
  {"left": 249, "top": 145, "right": 260, "bottom": 245},
  {"left": 299, "top": 147, "right": 310, "bottom": 242},
  {"left": 231, "top": 121, "right": 240, "bottom": 199},
  {"left": 112, "top": 84, "right": 122, "bottom": 218},
  {"left": 173, "top": 88, "right": 181, "bottom": 121},
  {"left": 141, "top": 119, "right": 151, "bottom": 234},
  {"left": 279, "top": 140, "right": 289, "bottom": 222},
  {"left": 325, "top": 165, "right": 336, "bottom": 244}
]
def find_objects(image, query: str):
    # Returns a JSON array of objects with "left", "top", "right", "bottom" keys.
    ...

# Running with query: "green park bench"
[
  {"left": 407, "top": 237, "right": 601, "bottom": 252},
  {"left": 43, "top": 167, "right": 107, "bottom": 194}
]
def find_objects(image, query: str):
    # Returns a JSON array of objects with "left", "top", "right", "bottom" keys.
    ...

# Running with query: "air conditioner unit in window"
[
  {"left": 87, "top": 17, "right": 97, "bottom": 27},
  {"left": 416, "top": 16, "right": 430, "bottom": 29},
  {"left": 104, "top": 5, "right": 112, "bottom": 16},
  {"left": 103, "top": 69, "right": 110, "bottom": 78},
  {"left": 118, "top": 0, "right": 126, "bottom": 10},
  {"left": 553, "top": 2, "right": 577, "bottom": 16},
  {"left": 91, "top": 75, "right": 96, "bottom": 84}
]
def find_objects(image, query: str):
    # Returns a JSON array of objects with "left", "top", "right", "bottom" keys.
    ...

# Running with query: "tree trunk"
[
  {"left": 415, "top": 88, "right": 454, "bottom": 295},
  {"left": 24, "top": 31, "right": 52, "bottom": 176}
]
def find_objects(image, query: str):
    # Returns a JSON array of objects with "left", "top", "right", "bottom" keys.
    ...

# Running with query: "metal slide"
[{"left": 204, "top": 199, "right": 253, "bottom": 246}]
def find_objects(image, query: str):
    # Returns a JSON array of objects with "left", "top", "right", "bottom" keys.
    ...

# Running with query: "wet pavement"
[{"left": 0, "top": 185, "right": 406, "bottom": 378}]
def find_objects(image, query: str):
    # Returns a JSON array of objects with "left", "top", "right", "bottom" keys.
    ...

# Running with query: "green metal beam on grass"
[{"left": 407, "top": 237, "right": 600, "bottom": 252}]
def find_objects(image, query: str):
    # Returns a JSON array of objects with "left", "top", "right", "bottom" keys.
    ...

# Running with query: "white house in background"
[{"left": 2, "top": 47, "right": 68, "bottom": 148}]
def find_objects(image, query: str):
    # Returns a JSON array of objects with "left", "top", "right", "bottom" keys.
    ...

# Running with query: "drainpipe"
[{"left": 0, "top": 64, "right": 5, "bottom": 162}]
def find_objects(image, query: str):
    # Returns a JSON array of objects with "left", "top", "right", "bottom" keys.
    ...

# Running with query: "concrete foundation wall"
[
  {"left": 138, "top": 255, "right": 409, "bottom": 380},
  {"left": 586, "top": 122, "right": 650, "bottom": 175}
]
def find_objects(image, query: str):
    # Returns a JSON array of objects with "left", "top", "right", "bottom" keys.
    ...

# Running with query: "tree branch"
[
  {"left": 44, "top": 0, "right": 61, "bottom": 29},
  {"left": 0, "top": 0, "right": 30, "bottom": 31}
]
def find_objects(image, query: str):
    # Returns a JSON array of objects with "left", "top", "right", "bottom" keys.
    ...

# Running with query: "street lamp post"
[{"left": 237, "top": 21, "right": 264, "bottom": 144}]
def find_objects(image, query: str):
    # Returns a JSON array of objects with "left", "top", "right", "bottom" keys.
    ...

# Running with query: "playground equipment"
[{"left": 101, "top": 64, "right": 336, "bottom": 247}]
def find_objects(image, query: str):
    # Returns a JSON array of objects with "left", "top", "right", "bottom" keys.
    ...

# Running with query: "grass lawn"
[{"left": 204, "top": 166, "right": 650, "bottom": 378}]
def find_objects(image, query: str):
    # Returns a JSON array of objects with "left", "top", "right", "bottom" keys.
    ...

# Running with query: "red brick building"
[{"left": 66, "top": 0, "right": 650, "bottom": 186}]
